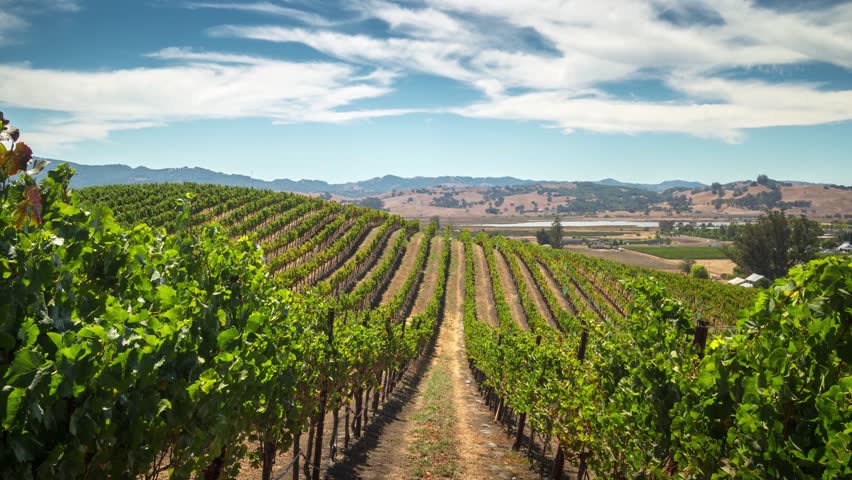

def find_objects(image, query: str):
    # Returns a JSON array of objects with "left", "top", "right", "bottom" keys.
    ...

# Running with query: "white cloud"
[
  {"left": 362, "top": 0, "right": 475, "bottom": 42},
  {"left": 457, "top": 78, "right": 852, "bottom": 143},
  {"left": 0, "top": 49, "right": 417, "bottom": 150},
  {"left": 0, "top": 0, "right": 81, "bottom": 44},
  {"left": 210, "top": 0, "right": 852, "bottom": 141},
  {"left": 52, "top": 0, "right": 81, "bottom": 12},
  {"left": 6, "top": 0, "right": 852, "bottom": 148},
  {"left": 208, "top": 25, "right": 478, "bottom": 83},
  {"left": 24, "top": 119, "right": 163, "bottom": 151},
  {"left": 0, "top": 11, "right": 29, "bottom": 45},
  {"left": 185, "top": 2, "right": 334, "bottom": 26}
]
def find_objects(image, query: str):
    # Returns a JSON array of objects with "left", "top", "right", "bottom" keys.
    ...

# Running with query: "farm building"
[
  {"left": 745, "top": 273, "right": 765, "bottom": 283},
  {"left": 728, "top": 273, "right": 765, "bottom": 288}
]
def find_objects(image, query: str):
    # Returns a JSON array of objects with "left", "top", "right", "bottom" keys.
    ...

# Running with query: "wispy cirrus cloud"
[
  {"left": 0, "top": 47, "right": 416, "bottom": 150},
  {"left": 0, "top": 11, "right": 28, "bottom": 45},
  {"left": 209, "top": 0, "right": 852, "bottom": 142},
  {"left": 185, "top": 1, "right": 336, "bottom": 26},
  {"left": 0, "top": 0, "right": 81, "bottom": 45}
]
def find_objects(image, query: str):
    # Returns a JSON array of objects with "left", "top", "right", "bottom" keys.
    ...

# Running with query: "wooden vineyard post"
[
  {"left": 494, "top": 396, "right": 504, "bottom": 423},
  {"left": 692, "top": 319, "right": 709, "bottom": 359},
  {"left": 372, "top": 373, "right": 380, "bottom": 415},
  {"left": 576, "top": 329, "right": 588, "bottom": 363},
  {"left": 552, "top": 446, "right": 566, "bottom": 480},
  {"left": 576, "top": 452, "right": 588, "bottom": 480},
  {"left": 292, "top": 431, "right": 301, "bottom": 480},
  {"left": 329, "top": 404, "right": 340, "bottom": 463},
  {"left": 261, "top": 439, "right": 276, "bottom": 480},
  {"left": 304, "top": 419, "right": 315, "bottom": 477},
  {"left": 514, "top": 334, "right": 542, "bottom": 450},
  {"left": 362, "top": 387, "right": 370, "bottom": 427},
  {"left": 344, "top": 404, "right": 351, "bottom": 449},
  {"left": 353, "top": 388, "right": 362, "bottom": 438}
]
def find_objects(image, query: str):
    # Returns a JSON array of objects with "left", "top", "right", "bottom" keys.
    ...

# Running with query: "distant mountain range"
[
  {"left": 45, "top": 158, "right": 836, "bottom": 197},
  {"left": 38, "top": 159, "right": 543, "bottom": 198},
  {"left": 595, "top": 178, "right": 706, "bottom": 192}
]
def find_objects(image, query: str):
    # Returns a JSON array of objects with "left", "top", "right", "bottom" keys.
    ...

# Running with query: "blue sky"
[{"left": 1, "top": 0, "right": 852, "bottom": 184}]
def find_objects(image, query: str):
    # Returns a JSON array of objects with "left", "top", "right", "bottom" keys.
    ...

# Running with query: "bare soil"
[
  {"left": 444, "top": 240, "right": 537, "bottom": 480},
  {"left": 410, "top": 237, "right": 444, "bottom": 316},
  {"left": 353, "top": 224, "right": 383, "bottom": 256},
  {"left": 472, "top": 243, "right": 499, "bottom": 327},
  {"left": 564, "top": 246, "right": 680, "bottom": 273},
  {"left": 563, "top": 245, "right": 736, "bottom": 279},
  {"left": 696, "top": 259, "right": 737, "bottom": 278},
  {"left": 381, "top": 233, "right": 424, "bottom": 304},
  {"left": 493, "top": 249, "right": 530, "bottom": 330}
]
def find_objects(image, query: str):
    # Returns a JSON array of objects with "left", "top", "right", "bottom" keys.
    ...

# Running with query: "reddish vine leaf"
[
  {"left": 14, "top": 186, "right": 43, "bottom": 229},
  {"left": 2, "top": 143, "right": 32, "bottom": 176}
]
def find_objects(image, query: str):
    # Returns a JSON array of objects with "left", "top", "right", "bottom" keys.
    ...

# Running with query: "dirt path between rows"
[
  {"left": 493, "top": 249, "right": 530, "bottom": 330},
  {"left": 410, "top": 237, "right": 443, "bottom": 317},
  {"left": 472, "top": 244, "right": 499, "bottom": 327},
  {"left": 352, "top": 229, "right": 403, "bottom": 292},
  {"left": 381, "top": 232, "right": 424, "bottom": 304},
  {"left": 513, "top": 252, "right": 559, "bottom": 330},
  {"left": 446, "top": 240, "right": 537, "bottom": 479},
  {"left": 350, "top": 224, "right": 383, "bottom": 260},
  {"left": 331, "top": 240, "right": 537, "bottom": 480}
]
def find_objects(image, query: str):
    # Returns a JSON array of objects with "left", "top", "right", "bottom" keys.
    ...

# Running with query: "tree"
[
  {"left": 679, "top": 258, "right": 696, "bottom": 274},
  {"left": 356, "top": 196, "right": 384, "bottom": 209},
  {"left": 549, "top": 216, "right": 564, "bottom": 247},
  {"left": 757, "top": 174, "right": 770, "bottom": 186},
  {"left": 726, "top": 210, "right": 823, "bottom": 280},
  {"left": 689, "top": 264, "right": 710, "bottom": 279},
  {"left": 536, "top": 228, "right": 550, "bottom": 245},
  {"left": 711, "top": 182, "right": 722, "bottom": 194}
]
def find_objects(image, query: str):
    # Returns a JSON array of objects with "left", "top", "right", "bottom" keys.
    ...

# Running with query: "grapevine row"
[{"left": 461, "top": 229, "right": 849, "bottom": 478}]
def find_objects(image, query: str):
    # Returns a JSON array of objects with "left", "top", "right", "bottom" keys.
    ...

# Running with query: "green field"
[{"left": 625, "top": 245, "right": 729, "bottom": 259}]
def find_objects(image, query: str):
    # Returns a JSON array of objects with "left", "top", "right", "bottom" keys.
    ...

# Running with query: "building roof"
[
  {"left": 728, "top": 277, "right": 746, "bottom": 286},
  {"left": 745, "top": 273, "right": 765, "bottom": 283},
  {"left": 838, "top": 242, "right": 852, "bottom": 251}
]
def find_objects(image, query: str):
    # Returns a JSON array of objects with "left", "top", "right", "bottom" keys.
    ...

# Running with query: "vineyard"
[{"left": 2, "top": 168, "right": 849, "bottom": 479}]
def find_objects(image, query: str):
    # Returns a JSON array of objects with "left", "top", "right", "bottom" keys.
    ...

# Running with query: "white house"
[
  {"left": 838, "top": 242, "right": 852, "bottom": 253},
  {"left": 727, "top": 277, "right": 746, "bottom": 286}
]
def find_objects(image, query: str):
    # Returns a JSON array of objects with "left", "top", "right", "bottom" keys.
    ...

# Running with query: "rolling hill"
[{"left": 33, "top": 159, "right": 852, "bottom": 219}]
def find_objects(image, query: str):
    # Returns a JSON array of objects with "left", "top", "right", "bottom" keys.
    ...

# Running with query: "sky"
[{"left": 1, "top": 0, "right": 852, "bottom": 185}]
